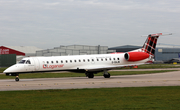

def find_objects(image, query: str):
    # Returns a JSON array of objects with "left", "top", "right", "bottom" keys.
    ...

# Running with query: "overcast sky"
[{"left": 0, "top": 0, "right": 179, "bottom": 49}]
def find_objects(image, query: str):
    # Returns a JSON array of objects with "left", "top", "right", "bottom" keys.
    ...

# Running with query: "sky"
[{"left": 0, "top": 0, "right": 180, "bottom": 49}]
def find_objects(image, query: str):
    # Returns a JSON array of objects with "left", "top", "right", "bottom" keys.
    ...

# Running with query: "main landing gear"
[
  {"left": 103, "top": 70, "right": 110, "bottom": 78},
  {"left": 85, "top": 70, "right": 111, "bottom": 78},
  {"left": 85, "top": 72, "right": 94, "bottom": 78}
]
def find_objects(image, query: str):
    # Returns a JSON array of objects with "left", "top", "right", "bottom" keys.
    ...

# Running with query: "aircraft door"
[{"left": 33, "top": 58, "right": 40, "bottom": 71}]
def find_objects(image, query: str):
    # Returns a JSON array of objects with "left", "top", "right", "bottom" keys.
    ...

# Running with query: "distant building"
[
  {"left": 108, "top": 45, "right": 141, "bottom": 52},
  {"left": 36, "top": 45, "right": 115, "bottom": 56},
  {"left": 155, "top": 47, "right": 180, "bottom": 61},
  {"left": 0, "top": 46, "right": 42, "bottom": 63}
]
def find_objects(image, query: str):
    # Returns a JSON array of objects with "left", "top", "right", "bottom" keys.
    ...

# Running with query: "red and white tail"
[
  {"left": 124, "top": 33, "right": 172, "bottom": 62},
  {"left": 141, "top": 33, "right": 162, "bottom": 56}
]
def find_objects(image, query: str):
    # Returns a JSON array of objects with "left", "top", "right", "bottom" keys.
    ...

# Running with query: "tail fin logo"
[{"left": 142, "top": 33, "right": 162, "bottom": 56}]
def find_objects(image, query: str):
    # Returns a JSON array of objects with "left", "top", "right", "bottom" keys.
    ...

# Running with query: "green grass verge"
[
  {"left": 0, "top": 86, "right": 180, "bottom": 110},
  {"left": 0, "top": 70, "right": 176, "bottom": 79},
  {"left": 0, "top": 67, "right": 6, "bottom": 73}
]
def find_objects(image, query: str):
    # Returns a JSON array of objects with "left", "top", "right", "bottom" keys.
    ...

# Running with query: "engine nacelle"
[{"left": 124, "top": 52, "right": 149, "bottom": 61}]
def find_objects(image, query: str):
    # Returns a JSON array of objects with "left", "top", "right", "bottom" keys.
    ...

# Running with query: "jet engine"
[{"left": 124, "top": 52, "right": 149, "bottom": 61}]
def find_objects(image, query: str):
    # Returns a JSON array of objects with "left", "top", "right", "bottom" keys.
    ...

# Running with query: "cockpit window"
[
  {"left": 26, "top": 60, "right": 31, "bottom": 64},
  {"left": 18, "top": 60, "right": 26, "bottom": 64}
]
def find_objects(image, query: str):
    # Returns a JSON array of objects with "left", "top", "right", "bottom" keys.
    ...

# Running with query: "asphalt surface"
[{"left": 0, "top": 69, "right": 180, "bottom": 91}]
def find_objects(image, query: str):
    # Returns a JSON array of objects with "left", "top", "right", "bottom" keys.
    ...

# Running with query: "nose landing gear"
[{"left": 15, "top": 73, "right": 19, "bottom": 82}]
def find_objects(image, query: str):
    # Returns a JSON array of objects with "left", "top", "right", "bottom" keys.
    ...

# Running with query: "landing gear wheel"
[
  {"left": 15, "top": 73, "right": 19, "bottom": 82},
  {"left": 88, "top": 73, "right": 94, "bottom": 78},
  {"left": 103, "top": 73, "right": 110, "bottom": 78},
  {"left": 15, "top": 77, "right": 19, "bottom": 82}
]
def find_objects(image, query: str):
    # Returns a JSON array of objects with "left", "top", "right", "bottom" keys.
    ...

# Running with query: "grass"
[
  {"left": 0, "top": 86, "right": 180, "bottom": 110},
  {"left": 0, "top": 67, "right": 6, "bottom": 73},
  {"left": 0, "top": 70, "right": 176, "bottom": 79}
]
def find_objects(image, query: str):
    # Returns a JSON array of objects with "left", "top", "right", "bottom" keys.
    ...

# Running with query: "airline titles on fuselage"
[{"left": 43, "top": 64, "right": 64, "bottom": 69}]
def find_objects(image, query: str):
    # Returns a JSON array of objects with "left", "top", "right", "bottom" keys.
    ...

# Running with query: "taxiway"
[{"left": 0, "top": 70, "right": 180, "bottom": 91}]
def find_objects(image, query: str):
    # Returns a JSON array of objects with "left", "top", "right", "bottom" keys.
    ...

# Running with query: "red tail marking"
[{"left": 142, "top": 33, "right": 160, "bottom": 56}]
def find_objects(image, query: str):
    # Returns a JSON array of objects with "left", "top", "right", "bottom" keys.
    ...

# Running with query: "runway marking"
[
  {"left": 38, "top": 84, "right": 43, "bottom": 86},
  {"left": 6, "top": 85, "right": 11, "bottom": 86},
  {"left": 54, "top": 83, "right": 58, "bottom": 85},
  {"left": 22, "top": 84, "right": 26, "bottom": 86}
]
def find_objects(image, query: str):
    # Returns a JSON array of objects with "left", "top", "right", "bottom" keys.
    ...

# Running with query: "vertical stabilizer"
[{"left": 142, "top": 33, "right": 162, "bottom": 56}]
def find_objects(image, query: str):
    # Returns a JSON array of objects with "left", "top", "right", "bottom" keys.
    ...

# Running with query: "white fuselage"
[{"left": 3, "top": 53, "right": 150, "bottom": 74}]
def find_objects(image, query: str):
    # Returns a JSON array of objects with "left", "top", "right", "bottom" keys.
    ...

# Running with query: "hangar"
[{"left": 0, "top": 46, "right": 42, "bottom": 66}]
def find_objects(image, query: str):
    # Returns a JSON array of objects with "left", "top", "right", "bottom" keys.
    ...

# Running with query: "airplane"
[{"left": 3, "top": 33, "right": 166, "bottom": 81}]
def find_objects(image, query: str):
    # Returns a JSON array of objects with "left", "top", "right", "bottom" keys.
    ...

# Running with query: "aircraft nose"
[
  {"left": 3, "top": 65, "right": 17, "bottom": 73},
  {"left": 3, "top": 67, "right": 12, "bottom": 73}
]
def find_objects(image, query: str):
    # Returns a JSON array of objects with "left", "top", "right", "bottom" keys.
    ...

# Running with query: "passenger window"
[
  {"left": 56, "top": 61, "right": 58, "bottom": 63},
  {"left": 117, "top": 58, "right": 120, "bottom": 60},
  {"left": 51, "top": 61, "right": 53, "bottom": 63},
  {"left": 47, "top": 61, "right": 49, "bottom": 64},
  {"left": 79, "top": 60, "right": 81, "bottom": 62},
  {"left": 66, "top": 60, "right": 68, "bottom": 63},
  {"left": 70, "top": 60, "right": 72, "bottom": 63},
  {"left": 88, "top": 59, "right": 90, "bottom": 62},
  {"left": 109, "top": 58, "right": 111, "bottom": 60},
  {"left": 83, "top": 59, "right": 85, "bottom": 62},
  {"left": 105, "top": 58, "right": 107, "bottom": 61},
  {"left": 61, "top": 60, "right": 63, "bottom": 63},
  {"left": 101, "top": 59, "right": 103, "bottom": 61},
  {"left": 113, "top": 58, "right": 116, "bottom": 60},
  {"left": 97, "top": 59, "right": 99, "bottom": 61},
  {"left": 74, "top": 60, "right": 76, "bottom": 62}
]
